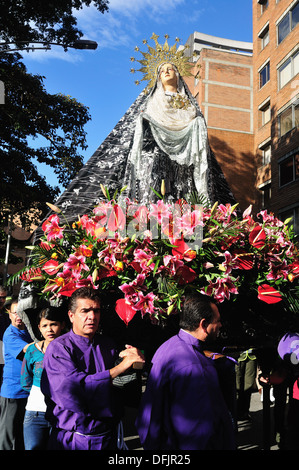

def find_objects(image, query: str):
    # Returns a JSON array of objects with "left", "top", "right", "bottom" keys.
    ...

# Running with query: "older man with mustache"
[{"left": 41, "top": 287, "right": 144, "bottom": 450}]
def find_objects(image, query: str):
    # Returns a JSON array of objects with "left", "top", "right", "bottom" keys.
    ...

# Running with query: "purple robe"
[
  {"left": 41, "top": 330, "right": 122, "bottom": 450},
  {"left": 135, "top": 329, "right": 235, "bottom": 450}
]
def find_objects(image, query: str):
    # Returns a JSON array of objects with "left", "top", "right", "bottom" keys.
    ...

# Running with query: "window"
[
  {"left": 292, "top": 2, "right": 299, "bottom": 29},
  {"left": 258, "top": 179, "right": 271, "bottom": 209},
  {"left": 279, "top": 101, "right": 299, "bottom": 136},
  {"left": 279, "top": 58, "right": 292, "bottom": 89},
  {"left": 261, "top": 183, "right": 271, "bottom": 208},
  {"left": 260, "top": 0, "right": 269, "bottom": 13},
  {"left": 262, "top": 144, "right": 271, "bottom": 165},
  {"left": 279, "top": 152, "right": 299, "bottom": 186},
  {"left": 278, "top": 13, "right": 290, "bottom": 43},
  {"left": 278, "top": 51, "right": 299, "bottom": 89},
  {"left": 259, "top": 25, "right": 269, "bottom": 50},
  {"left": 277, "top": 2, "right": 299, "bottom": 44},
  {"left": 259, "top": 141, "right": 271, "bottom": 166},
  {"left": 259, "top": 62, "right": 270, "bottom": 88},
  {"left": 260, "top": 102, "right": 271, "bottom": 126}
]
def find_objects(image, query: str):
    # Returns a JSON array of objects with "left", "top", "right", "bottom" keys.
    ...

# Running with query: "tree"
[
  {"left": 0, "top": 0, "right": 109, "bottom": 50},
  {"left": 0, "top": 0, "right": 109, "bottom": 274},
  {"left": 0, "top": 53, "right": 91, "bottom": 228}
]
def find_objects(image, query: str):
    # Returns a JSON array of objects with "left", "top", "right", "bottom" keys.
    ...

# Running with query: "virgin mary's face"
[{"left": 159, "top": 63, "right": 177, "bottom": 89}]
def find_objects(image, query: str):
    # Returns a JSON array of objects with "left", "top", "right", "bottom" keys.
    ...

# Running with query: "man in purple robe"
[
  {"left": 41, "top": 287, "right": 144, "bottom": 450},
  {"left": 135, "top": 293, "right": 236, "bottom": 450}
]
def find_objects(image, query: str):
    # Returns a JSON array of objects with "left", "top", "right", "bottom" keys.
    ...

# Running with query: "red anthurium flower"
[
  {"left": 58, "top": 281, "right": 77, "bottom": 297},
  {"left": 115, "top": 298, "right": 137, "bottom": 325},
  {"left": 42, "top": 260, "right": 60, "bottom": 276},
  {"left": 249, "top": 225, "right": 266, "bottom": 249},
  {"left": 288, "top": 261, "right": 299, "bottom": 281},
  {"left": 172, "top": 238, "right": 196, "bottom": 261},
  {"left": 97, "top": 267, "right": 117, "bottom": 279},
  {"left": 176, "top": 265, "right": 197, "bottom": 285},
  {"left": 257, "top": 284, "right": 282, "bottom": 304},
  {"left": 233, "top": 250, "right": 254, "bottom": 270},
  {"left": 107, "top": 204, "right": 126, "bottom": 232}
]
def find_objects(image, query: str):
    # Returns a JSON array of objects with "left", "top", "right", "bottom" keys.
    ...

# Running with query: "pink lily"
[
  {"left": 258, "top": 210, "right": 284, "bottom": 227},
  {"left": 220, "top": 251, "right": 238, "bottom": 275},
  {"left": 75, "top": 275, "right": 98, "bottom": 290},
  {"left": 93, "top": 201, "right": 113, "bottom": 226},
  {"left": 133, "top": 249, "right": 156, "bottom": 272},
  {"left": 149, "top": 200, "right": 171, "bottom": 224},
  {"left": 134, "top": 292, "right": 156, "bottom": 316},
  {"left": 203, "top": 277, "right": 238, "bottom": 303},
  {"left": 64, "top": 254, "right": 89, "bottom": 279},
  {"left": 79, "top": 215, "right": 97, "bottom": 236},
  {"left": 266, "top": 260, "right": 289, "bottom": 281},
  {"left": 180, "top": 209, "right": 203, "bottom": 236},
  {"left": 42, "top": 214, "right": 64, "bottom": 241},
  {"left": 119, "top": 274, "right": 146, "bottom": 303}
]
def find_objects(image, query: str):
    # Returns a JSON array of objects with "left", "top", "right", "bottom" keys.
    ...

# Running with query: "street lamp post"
[{"left": 0, "top": 39, "right": 98, "bottom": 53}]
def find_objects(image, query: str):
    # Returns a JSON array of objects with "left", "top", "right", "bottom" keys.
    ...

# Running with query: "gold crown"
[{"left": 130, "top": 33, "right": 196, "bottom": 94}]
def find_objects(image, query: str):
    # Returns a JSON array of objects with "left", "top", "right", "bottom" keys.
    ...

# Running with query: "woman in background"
[{"left": 21, "top": 306, "right": 65, "bottom": 450}]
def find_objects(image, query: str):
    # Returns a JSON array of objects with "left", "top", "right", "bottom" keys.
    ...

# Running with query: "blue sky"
[{"left": 20, "top": 0, "right": 253, "bottom": 192}]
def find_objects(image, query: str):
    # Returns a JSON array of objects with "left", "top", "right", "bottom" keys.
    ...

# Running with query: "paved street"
[{"left": 236, "top": 390, "right": 279, "bottom": 450}]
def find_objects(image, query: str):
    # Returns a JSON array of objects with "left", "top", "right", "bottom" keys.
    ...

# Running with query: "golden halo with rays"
[{"left": 130, "top": 33, "right": 196, "bottom": 94}]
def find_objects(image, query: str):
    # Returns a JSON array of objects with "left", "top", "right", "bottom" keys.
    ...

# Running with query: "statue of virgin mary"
[
  {"left": 122, "top": 61, "right": 210, "bottom": 204},
  {"left": 49, "top": 36, "right": 236, "bottom": 227}
]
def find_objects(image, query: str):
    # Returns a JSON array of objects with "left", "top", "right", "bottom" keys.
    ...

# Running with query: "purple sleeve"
[{"left": 41, "top": 340, "right": 113, "bottom": 418}]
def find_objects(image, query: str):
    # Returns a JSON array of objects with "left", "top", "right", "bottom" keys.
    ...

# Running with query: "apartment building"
[
  {"left": 184, "top": 32, "right": 256, "bottom": 212},
  {"left": 253, "top": 0, "right": 299, "bottom": 233}
]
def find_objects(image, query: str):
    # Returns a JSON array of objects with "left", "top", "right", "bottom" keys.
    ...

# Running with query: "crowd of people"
[{"left": 0, "top": 283, "right": 298, "bottom": 451}]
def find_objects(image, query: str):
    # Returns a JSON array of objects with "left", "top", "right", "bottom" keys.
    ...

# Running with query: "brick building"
[
  {"left": 253, "top": 0, "right": 299, "bottom": 233},
  {"left": 184, "top": 32, "right": 256, "bottom": 212}
]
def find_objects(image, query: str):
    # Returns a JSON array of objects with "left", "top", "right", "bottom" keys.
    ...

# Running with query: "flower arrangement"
[{"left": 14, "top": 188, "right": 299, "bottom": 326}]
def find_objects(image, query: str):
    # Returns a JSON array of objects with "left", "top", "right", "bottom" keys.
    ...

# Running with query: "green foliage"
[
  {"left": 0, "top": 53, "right": 91, "bottom": 228},
  {"left": 0, "top": 0, "right": 109, "bottom": 50}
]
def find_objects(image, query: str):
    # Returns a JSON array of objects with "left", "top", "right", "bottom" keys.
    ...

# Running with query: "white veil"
[
  {"left": 124, "top": 62, "right": 209, "bottom": 202},
  {"left": 145, "top": 64, "right": 197, "bottom": 131}
]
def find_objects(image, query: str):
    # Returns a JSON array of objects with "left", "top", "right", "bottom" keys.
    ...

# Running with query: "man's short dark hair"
[
  {"left": 179, "top": 293, "right": 216, "bottom": 331},
  {"left": 69, "top": 287, "right": 101, "bottom": 313}
]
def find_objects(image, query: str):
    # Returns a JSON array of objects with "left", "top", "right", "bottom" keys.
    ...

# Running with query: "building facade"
[
  {"left": 253, "top": 0, "right": 299, "bottom": 233},
  {"left": 185, "top": 32, "right": 256, "bottom": 212}
]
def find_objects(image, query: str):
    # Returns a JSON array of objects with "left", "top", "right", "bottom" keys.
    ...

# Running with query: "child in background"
[{"left": 21, "top": 306, "right": 65, "bottom": 450}]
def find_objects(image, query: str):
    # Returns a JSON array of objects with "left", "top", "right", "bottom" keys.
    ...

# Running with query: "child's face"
[{"left": 39, "top": 318, "right": 64, "bottom": 342}]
